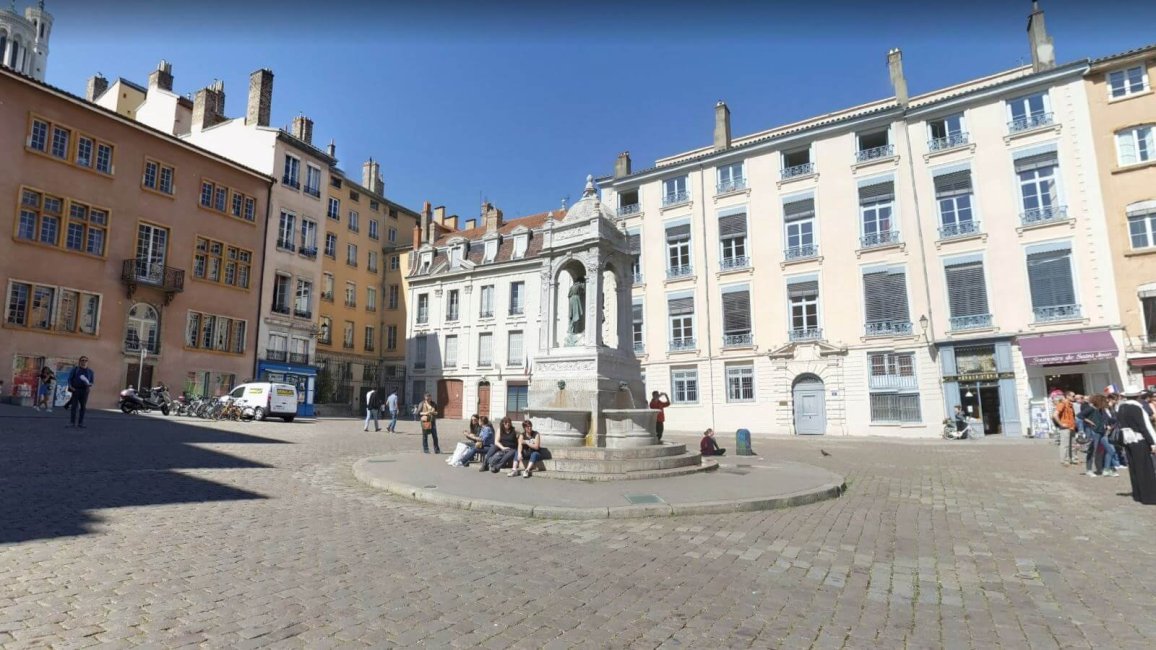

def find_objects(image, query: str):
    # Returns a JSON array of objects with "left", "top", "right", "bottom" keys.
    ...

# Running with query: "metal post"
[{"left": 137, "top": 345, "right": 146, "bottom": 389}]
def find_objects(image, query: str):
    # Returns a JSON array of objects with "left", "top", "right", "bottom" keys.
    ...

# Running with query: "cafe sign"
[{"left": 942, "top": 371, "right": 1016, "bottom": 383}]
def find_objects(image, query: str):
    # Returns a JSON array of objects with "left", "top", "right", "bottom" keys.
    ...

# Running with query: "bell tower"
[{"left": 24, "top": 0, "right": 52, "bottom": 81}]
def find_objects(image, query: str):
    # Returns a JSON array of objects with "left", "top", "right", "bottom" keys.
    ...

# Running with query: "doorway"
[
  {"left": 958, "top": 382, "right": 1002, "bottom": 435},
  {"left": 437, "top": 379, "right": 463, "bottom": 419},
  {"left": 1044, "top": 372, "right": 1086, "bottom": 396},
  {"left": 477, "top": 382, "right": 491, "bottom": 419},
  {"left": 125, "top": 363, "right": 154, "bottom": 391},
  {"left": 792, "top": 374, "right": 826, "bottom": 435}
]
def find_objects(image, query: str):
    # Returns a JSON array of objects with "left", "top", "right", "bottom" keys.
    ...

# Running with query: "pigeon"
[{"left": 820, "top": 449, "right": 831, "bottom": 457}]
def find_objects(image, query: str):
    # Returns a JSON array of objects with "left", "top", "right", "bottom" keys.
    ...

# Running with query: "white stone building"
[{"left": 0, "top": 1, "right": 51, "bottom": 81}]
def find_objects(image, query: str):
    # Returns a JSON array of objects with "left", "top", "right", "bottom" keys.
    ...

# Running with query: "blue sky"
[{"left": 40, "top": 0, "right": 1156, "bottom": 223}]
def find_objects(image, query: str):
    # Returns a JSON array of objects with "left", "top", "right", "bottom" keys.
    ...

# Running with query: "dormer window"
[
  {"left": 418, "top": 251, "right": 432, "bottom": 274},
  {"left": 484, "top": 239, "right": 498, "bottom": 263},
  {"left": 449, "top": 243, "right": 467, "bottom": 269},
  {"left": 512, "top": 233, "right": 528, "bottom": 259}
]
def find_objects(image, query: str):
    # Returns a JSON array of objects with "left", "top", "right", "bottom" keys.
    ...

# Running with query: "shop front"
[
  {"left": 1128, "top": 357, "right": 1156, "bottom": 391},
  {"left": 1018, "top": 329, "right": 1122, "bottom": 401},
  {"left": 256, "top": 359, "right": 317, "bottom": 417},
  {"left": 939, "top": 340, "right": 1022, "bottom": 436}
]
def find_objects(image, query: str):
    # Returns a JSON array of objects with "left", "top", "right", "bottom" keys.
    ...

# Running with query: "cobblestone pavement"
[{"left": 2, "top": 407, "right": 1154, "bottom": 649}]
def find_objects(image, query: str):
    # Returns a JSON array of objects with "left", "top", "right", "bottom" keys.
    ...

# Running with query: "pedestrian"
[
  {"left": 509, "top": 420, "right": 543, "bottom": 478},
  {"left": 1106, "top": 391, "right": 1128, "bottom": 470},
  {"left": 419, "top": 393, "right": 441, "bottom": 454},
  {"left": 1116, "top": 386, "right": 1156, "bottom": 505},
  {"left": 1052, "top": 390, "right": 1076, "bottom": 465},
  {"left": 700, "top": 428, "right": 726, "bottom": 456},
  {"left": 1081, "top": 394, "right": 1119, "bottom": 477},
  {"left": 364, "top": 387, "right": 382, "bottom": 432},
  {"left": 649, "top": 390, "right": 670, "bottom": 442},
  {"left": 952, "top": 405, "right": 970, "bottom": 439},
  {"left": 35, "top": 365, "right": 55, "bottom": 412},
  {"left": 385, "top": 389, "right": 399, "bottom": 432},
  {"left": 66, "top": 356, "right": 94, "bottom": 429},
  {"left": 486, "top": 416, "right": 518, "bottom": 472}
]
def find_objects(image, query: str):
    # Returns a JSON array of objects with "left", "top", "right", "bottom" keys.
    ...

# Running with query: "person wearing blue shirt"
[
  {"left": 385, "top": 389, "right": 399, "bottom": 433},
  {"left": 461, "top": 415, "right": 495, "bottom": 467},
  {"left": 66, "top": 356, "right": 94, "bottom": 429}
]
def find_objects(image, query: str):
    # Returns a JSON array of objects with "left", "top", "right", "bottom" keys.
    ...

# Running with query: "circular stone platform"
[{"left": 352, "top": 453, "right": 845, "bottom": 519}]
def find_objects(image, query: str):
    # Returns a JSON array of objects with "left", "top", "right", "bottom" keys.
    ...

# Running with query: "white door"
[
  {"left": 135, "top": 223, "right": 169, "bottom": 284},
  {"left": 793, "top": 376, "right": 826, "bottom": 435}
]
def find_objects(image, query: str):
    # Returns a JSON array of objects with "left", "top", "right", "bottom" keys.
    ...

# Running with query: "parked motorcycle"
[{"left": 118, "top": 385, "right": 170, "bottom": 415}]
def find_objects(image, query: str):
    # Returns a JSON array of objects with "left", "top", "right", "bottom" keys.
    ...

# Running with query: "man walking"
[
  {"left": 649, "top": 391, "right": 670, "bottom": 442},
  {"left": 385, "top": 389, "right": 399, "bottom": 433},
  {"left": 66, "top": 356, "right": 94, "bottom": 429},
  {"left": 419, "top": 393, "right": 442, "bottom": 454},
  {"left": 1053, "top": 390, "right": 1077, "bottom": 465},
  {"left": 364, "top": 387, "right": 382, "bottom": 432}
]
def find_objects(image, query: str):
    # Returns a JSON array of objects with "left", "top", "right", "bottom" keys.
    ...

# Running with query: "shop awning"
[
  {"left": 1129, "top": 357, "right": 1156, "bottom": 368},
  {"left": 1018, "top": 330, "right": 1118, "bottom": 366}
]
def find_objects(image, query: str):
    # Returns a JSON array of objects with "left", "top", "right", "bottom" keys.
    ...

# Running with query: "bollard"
[{"left": 736, "top": 428, "right": 754, "bottom": 456}]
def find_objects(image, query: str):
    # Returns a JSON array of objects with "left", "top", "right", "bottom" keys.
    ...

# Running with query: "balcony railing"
[
  {"left": 949, "top": 314, "right": 993, "bottom": 331},
  {"left": 633, "top": 342, "right": 645, "bottom": 355},
  {"left": 617, "top": 203, "right": 642, "bottom": 217},
  {"left": 344, "top": 300, "right": 356, "bottom": 308},
  {"left": 343, "top": 342, "right": 355, "bottom": 350},
  {"left": 321, "top": 291, "right": 334, "bottom": 302},
  {"left": 416, "top": 314, "right": 429, "bottom": 325},
  {"left": 293, "top": 308, "right": 312, "bottom": 320},
  {"left": 723, "top": 333, "right": 753, "bottom": 348},
  {"left": 1034, "top": 304, "right": 1081, "bottom": 323},
  {"left": 860, "top": 230, "right": 901, "bottom": 249},
  {"left": 864, "top": 320, "right": 913, "bottom": 337},
  {"left": 1008, "top": 112, "right": 1054, "bottom": 134},
  {"left": 123, "top": 338, "right": 160, "bottom": 355},
  {"left": 666, "top": 264, "right": 693, "bottom": 280},
  {"left": 789, "top": 327, "right": 823, "bottom": 342},
  {"left": 939, "top": 220, "right": 981, "bottom": 240},
  {"left": 928, "top": 132, "right": 970, "bottom": 152},
  {"left": 720, "top": 256, "right": 750, "bottom": 271},
  {"left": 1020, "top": 205, "right": 1069, "bottom": 227},
  {"left": 271, "top": 304, "right": 291, "bottom": 315},
  {"left": 300, "top": 246, "right": 318, "bottom": 259},
  {"left": 662, "top": 190, "right": 690, "bottom": 207},
  {"left": 288, "top": 352, "right": 310, "bottom": 365},
  {"left": 446, "top": 312, "right": 459, "bottom": 322},
  {"left": 265, "top": 349, "right": 288, "bottom": 362},
  {"left": 304, "top": 186, "right": 321, "bottom": 198},
  {"left": 276, "top": 238, "right": 296, "bottom": 252},
  {"left": 318, "top": 334, "right": 332, "bottom": 345},
  {"left": 868, "top": 374, "right": 919, "bottom": 391},
  {"left": 716, "top": 178, "right": 747, "bottom": 194},
  {"left": 479, "top": 310, "right": 494, "bottom": 318},
  {"left": 120, "top": 259, "right": 185, "bottom": 295},
  {"left": 780, "top": 162, "right": 814, "bottom": 180},
  {"left": 282, "top": 175, "right": 300, "bottom": 189},
  {"left": 855, "top": 144, "right": 894, "bottom": 163},
  {"left": 784, "top": 244, "right": 819, "bottom": 261},
  {"left": 633, "top": 271, "right": 643, "bottom": 285},
  {"left": 668, "top": 337, "right": 697, "bottom": 352}
]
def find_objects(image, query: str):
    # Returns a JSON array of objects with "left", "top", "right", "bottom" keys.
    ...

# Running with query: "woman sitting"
[
  {"left": 485, "top": 417, "right": 519, "bottom": 473},
  {"left": 461, "top": 415, "right": 494, "bottom": 467},
  {"left": 700, "top": 428, "right": 726, "bottom": 456},
  {"left": 510, "top": 420, "right": 543, "bottom": 478}
]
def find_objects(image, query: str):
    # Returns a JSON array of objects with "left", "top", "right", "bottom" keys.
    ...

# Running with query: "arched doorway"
[
  {"left": 792, "top": 374, "right": 826, "bottom": 435},
  {"left": 477, "top": 381, "right": 491, "bottom": 418}
]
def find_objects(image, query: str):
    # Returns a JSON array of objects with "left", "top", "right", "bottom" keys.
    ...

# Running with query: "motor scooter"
[{"left": 118, "top": 386, "right": 171, "bottom": 415}]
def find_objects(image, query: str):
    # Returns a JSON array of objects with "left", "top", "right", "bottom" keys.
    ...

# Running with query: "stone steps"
[
  {"left": 548, "top": 443, "right": 688, "bottom": 461},
  {"left": 538, "top": 457, "right": 718, "bottom": 482}
]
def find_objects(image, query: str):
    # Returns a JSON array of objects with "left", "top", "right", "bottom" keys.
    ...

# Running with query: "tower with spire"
[{"left": 0, "top": 0, "right": 52, "bottom": 81}]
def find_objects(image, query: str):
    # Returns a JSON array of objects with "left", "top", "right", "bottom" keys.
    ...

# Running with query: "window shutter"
[
  {"left": 863, "top": 272, "right": 888, "bottom": 322},
  {"left": 933, "top": 170, "right": 973, "bottom": 198},
  {"left": 783, "top": 198, "right": 815, "bottom": 221},
  {"left": 945, "top": 261, "right": 990, "bottom": 317},
  {"left": 858, "top": 181, "right": 894, "bottom": 203},
  {"left": 886, "top": 271, "right": 910, "bottom": 321},
  {"left": 628, "top": 232, "right": 641, "bottom": 254},
  {"left": 1014, "top": 151, "right": 1058, "bottom": 173},
  {"left": 508, "top": 332, "right": 523, "bottom": 364},
  {"left": 668, "top": 297, "right": 694, "bottom": 316},
  {"left": 787, "top": 279, "right": 819, "bottom": 298},
  {"left": 1026, "top": 250, "right": 1075, "bottom": 308},
  {"left": 632, "top": 303, "right": 643, "bottom": 323},
  {"left": 1117, "top": 131, "right": 1137, "bottom": 166},
  {"left": 721, "top": 290, "right": 751, "bottom": 334},
  {"left": 718, "top": 213, "right": 747, "bottom": 237},
  {"left": 666, "top": 224, "right": 691, "bottom": 241}
]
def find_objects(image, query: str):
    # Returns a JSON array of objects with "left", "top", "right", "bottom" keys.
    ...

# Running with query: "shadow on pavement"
[{"left": 0, "top": 405, "right": 286, "bottom": 544}]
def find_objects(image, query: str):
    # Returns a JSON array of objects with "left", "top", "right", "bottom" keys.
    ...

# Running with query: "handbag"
[{"left": 421, "top": 416, "right": 432, "bottom": 431}]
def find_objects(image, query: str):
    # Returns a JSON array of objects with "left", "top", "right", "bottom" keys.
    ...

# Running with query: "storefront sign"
[
  {"left": 942, "top": 372, "right": 1015, "bottom": 383},
  {"left": 1028, "top": 350, "right": 1117, "bottom": 365}
]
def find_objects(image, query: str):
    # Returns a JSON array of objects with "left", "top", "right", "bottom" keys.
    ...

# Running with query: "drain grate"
[{"left": 623, "top": 493, "right": 665, "bottom": 505}]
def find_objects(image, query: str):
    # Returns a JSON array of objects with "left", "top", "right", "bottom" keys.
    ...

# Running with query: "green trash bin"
[{"left": 736, "top": 428, "right": 754, "bottom": 456}]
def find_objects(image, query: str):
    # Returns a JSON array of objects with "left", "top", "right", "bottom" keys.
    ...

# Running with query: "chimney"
[
  {"left": 887, "top": 48, "right": 908, "bottom": 107},
  {"left": 148, "top": 60, "right": 173, "bottom": 92},
  {"left": 85, "top": 73, "right": 108, "bottom": 101},
  {"left": 362, "top": 159, "right": 384, "bottom": 194},
  {"left": 246, "top": 68, "right": 274, "bottom": 127},
  {"left": 464, "top": 219, "right": 477, "bottom": 230},
  {"left": 445, "top": 215, "right": 459, "bottom": 231},
  {"left": 192, "top": 82, "right": 226, "bottom": 131},
  {"left": 291, "top": 115, "right": 313, "bottom": 145},
  {"left": 482, "top": 202, "right": 504, "bottom": 233},
  {"left": 327, "top": 140, "right": 336, "bottom": 159},
  {"left": 422, "top": 202, "right": 434, "bottom": 244},
  {"left": 434, "top": 206, "right": 446, "bottom": 224},
  {"left": 713, "top": 101, "right": 731, "bottom": 151},
  {"left": 614, "top": 151, "right": 632, "bottom": 179},
  {"left": 1027, "top": 1, "right": 1055, "bottom": 73}
]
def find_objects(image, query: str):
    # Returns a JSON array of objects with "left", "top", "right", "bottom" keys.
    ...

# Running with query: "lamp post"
[{"left": 136, "top": 343, "right": 147, "bottom": 390}]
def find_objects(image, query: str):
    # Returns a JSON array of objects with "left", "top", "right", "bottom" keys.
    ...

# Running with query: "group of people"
[
  {"left": 29, "top": 358, "right": 95, "bottom": 428},
  {"left": 447, "top": 414, "right": 545, "bottom": 477},
  {"left": 1053, "top": 385, "right": 1156, "bottom": 505},
  {"left": 362, "top": 387, "right": 400, "bottom": 433}
]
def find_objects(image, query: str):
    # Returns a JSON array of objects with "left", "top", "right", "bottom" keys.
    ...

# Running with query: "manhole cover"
[
  {"left": 623, "top": 493, "right": 665, "bottom": 505},
  {"left": 423, "top": 485, "right": 438, "bottom": 489}
]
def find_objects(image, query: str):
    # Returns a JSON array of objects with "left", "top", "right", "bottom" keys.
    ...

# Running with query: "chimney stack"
[
  {"left": 192, "top": 81, "right": 226, "bottom": 131},
  {"left": 482, "top": 202, "right": 504, "bottom": 233},
  {"left": 148, "top": 60, "right": 173, "bottom": 92},
  {"left": 464, "top": 219, "right": 477, "bottom": 230},
  {"left": 887, "top": 48, "right": 908, "bottom": 107},
  {"left": 614, "top": 151, "right": 632, "bottom": 178},
  {"left": 85, "top": 73, "right": 108, "bottom": 101},
  {"left": 327, "top": 140, "right": 336, "bottom": 159},
  {"left": 246, "top": 68, "right": 274, "bottom": 127},
  {"left": 291, "top": 115, "right": 313, "bottom": 145},
  {"left": 1026, "top": 1, "right": 1055, "bottom": 73},
  {"left": 362, "top": 158, "right": 384, "bottom": 194},
  {"left": 713, "top": 101, "right": 731, "bottom": 151},
  {"left": 422, "top": 202, "right": 434, "bottom": 244}
]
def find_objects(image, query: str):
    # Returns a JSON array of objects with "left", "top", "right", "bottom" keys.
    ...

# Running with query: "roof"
[
  {"left": 1090, "top": 42, "right": 1156, "bottom": 66},
  {"left": 433, "top": 210, "right": 554, "bottom": 245},
  {"left": 412, "top": 209, "right": 555, "bottom": 279}
]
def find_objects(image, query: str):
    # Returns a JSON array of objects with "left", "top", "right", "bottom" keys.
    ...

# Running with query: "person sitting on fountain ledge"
[
  {"left": 700, "top": 428, "right": 726, "bottom": 456},
  {"left": 510, "top": 420, "right": 544, "bottom": 478}
]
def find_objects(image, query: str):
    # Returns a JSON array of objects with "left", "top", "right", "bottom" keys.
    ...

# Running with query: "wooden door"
[
  {"left": 437, "top": 379, "right": 463, "bottom": 419},
  {"left": 477, "top": 383, "right": 491, "bottom": 418},
  {"left": 125, "top": 364, "right": 154, "bottom": 391}
]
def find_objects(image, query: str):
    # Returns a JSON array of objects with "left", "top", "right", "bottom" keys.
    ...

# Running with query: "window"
[
  {"left": 304, "top": 164, "right": 321, "bottom": 197},
  {"left": 446, "top": 289, "right": 460, "bottom": 321},
  {"left": 509, "top": 282, "right": 525, "bottom": 315},
  {"left": 668, "top": 294, "right": 695, "bottom": 351},
  {"left": 271, "top": 274, "right": 292, "bottom": 314},
  {"left": 327, "top": 197, "right": 341, "bottom": 220},
  {"left": 726, "top": 364, "right": 754, "bottom": 402},
  {"left": 1108, "top": 65, "right": 1149, "bottom": 99},
  {"left": 477, "top": 333, "right": 493, "bottom": 367},
  {"left": 934, "top": 169, "right": 977, "bottom": 238},
  {"left": 444, "top": 335, "right": 459, "bottom": 367},
  {"left": 666, "top": 223, "right": 692, "bottom": 278},
  {"left": 185, "top": 311, "right": 246, "bottom": 354},
  {"left": 417, "top": 294, "right": 429, "bottom": 324},
  {"left": 50, "top": 124, "right": 71, "bottom": 159},
  {"left": 787, "top": 278, "right": 820, "bottom": 340},
  {"left": 628, "top": 229, "right": 642, "bottom": 283},
  {"left": 28, "top": 119, "right": 48, "bottom": 152},
  {"left": 193, "top": 237, "right": 252, "bottom": 289},
  {"left": 506, "top": 384, "right": 529, "bottom": 418},
  {"left": 1026, "top": 245, "right": 1079, "bottom": 322},
  {"left": 322, "top": 273, "right": 334, "bottom": 301},
  {"left": 369, "top": 219, "right": 379, "bottom": 240},
  {"left": 343, "top": 321, "right": 355, "bottom": 349},
  {"left": 75, "top": 136, "right": 93, "bottom": 168},
  {"left": 781, "top": 148, "right": 813, "bottom": 179},
  {"left": 95, "top": 143, "right": 113, "bottom": 174},
  {"left": 324, "top": 233, "right": 337, "bottom": 258},
  {"left": 449, "top": 244, "right": 464, "bottom": 269},
  {"left": 721, "top": 286, "right": 751, "bottom": 347},
  {"left": 387, "top": 325, "right": 398, "bottom": 351},
  {"left": 366, "top": 287, "right": 377, "bottom": 312},
  {"left": 5, "top": 281, "right": 99, "bottom": 335},
  {"left": 1015, "top": 150, "right": 1063, "bottom": 223},
  {"left": 855, "top": 128, "right": 891, "bottom": 160},
  {"left": 1116, "top": 126, "right": 1154, "bottom": 166},
  {"left": 300, "top": 219, "right": 318, "bottom": 256},
  {"left": 508, "top": 331, "right": 524, "bottom": 367},
  {"left": 388, "top": 227, "right": 397, "bottom": 243},
  {"left": 927, "top": 113, "right": 968, "bottom": 151},
  {"left": 632, "top": 299, "right": 644, "bottom": 353},
  {"left": 479, "top": 285, "right": 495, "bottom": 317},
  {"left": 390, "top": 255, "right": 400, "bottom": 271},
  {"left": 412, "top": 380, "right": 426, "bottom": 404},
  {"left": 618, "top": 189, "right": 640, "bottom": 216},
  {"left": 283, "top": 154, "right": 300, "bottom": 188},
  {"left": 858, "top": 179, "right": 897, "bottom": 248},
  {"left": 1007, "top": 92, "right": 1052, "bottom": 132},
  {"left": 483, "top": 239, "right": 498, "bottom": 263},
  {"left": 1143, "top": 295, "right": 1156, "bottom": 343},
  {"left": 719, "top": 212, "right": 747, "bottom": 270},
  {"left": 388, "top": 284, "right": 399, "bottom": 309},
  {"left": 512, "top": 234, "right": 528, "bottom": 259},
  {"left": 277, "top": 212, "right": 296, "bottom": 251},
  {"left": 348, "top": 210, "right": 360, "bottom": 233},
  {"left": 1128, "top": 204, "right": 1156, "bottom": 249},
  {"left": 125, "top": 303, "right": 160, "bottom": 353},
  {"left": 671, "top": 367, "right": 699, "bottom": 404},
  {"left": 662, "top": 176, "right": 689, "bottom": 207},
  {"left": 944, "top": 259, "right": 991, "bottom": 330},
  {"left": 15, "top": 188, "right": 66, "bottom": 248},
  {"left": 60, "top": 199, "right": 108, "bottom": 256},
  {"left": 349, "top": 190, "right": 360, "bottom": 202},
  {"left": 364, "top": 326, "right": 375, "bottom": 351},
  {"left": 716, "top": 162, "right": 745, "bottom": 194},
  {"left": 368, "top": 251, "right": 379, "bottom": 273},
  {"left": 862, "top": 268, "right": 910, "bottom": 336},
  {"left": 143, "top": 159, "right": 175, "bottom": 195},
  {"left": 868, "top": 352, "right": 920, "bottom": 423},
  {"left": 346, "top": 243, "right": 358, "bottom": 266},
  {"left": 345, "top": 282, "right": 357, "bottom": 308},
  {"left": 783, "top": 197, "right": 817, "bottom": 259},
  {"left": 294, "top": 280, "right": 312, "bottom": 317}
]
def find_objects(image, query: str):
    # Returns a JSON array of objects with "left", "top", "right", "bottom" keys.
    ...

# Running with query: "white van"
[{"left": 221, "top": 382, "right": 298, "bottom": 422}]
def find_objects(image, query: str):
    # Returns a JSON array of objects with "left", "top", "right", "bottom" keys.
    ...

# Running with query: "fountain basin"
[
  {"left": 601, "top": 408, "right": 658, "bottom": 448},
  {"left": 525, "top": 407, "right": 591, "bottom": 448}
]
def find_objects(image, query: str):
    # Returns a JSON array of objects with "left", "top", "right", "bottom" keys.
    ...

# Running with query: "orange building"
[{"left": 1, "top": 66, "right": 271, "bottom": 407}]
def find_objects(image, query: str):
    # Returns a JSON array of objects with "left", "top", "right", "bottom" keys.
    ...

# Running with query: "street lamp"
[{"left": 919, "top": 314, "right": 929, "bottom": 337}]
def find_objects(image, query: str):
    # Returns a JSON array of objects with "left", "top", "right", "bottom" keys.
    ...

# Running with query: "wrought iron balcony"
[
  {"left": 864, "top": 320, "right": 913, "bottom": 337},
  {"left": 855, "top": 144, "right": 894, "bottom": 163},
  {"left": 1020, "top": 205, "right": 1069, "bottom": 227},
  {"left": 271, "top": 304, "right": 291, "bottom": 316},
  {"left": 264, "top": 349, "right": 288, "bottom": 362},
  {"left": 120, "top": 259, "right": 185, "bottom": 302},
  {"left": 860, "top": 231, "right": 901, "bottom": 249},
  {"left": 1034, "top": 304, "right": 1081, "bottom": 323},
  {"left": 617, "top": 203, "right": 641, "bottom": 217},
  {"left": 343, "top": 342, "right": 355, "bottom": 350},
  {"left": 662, "top": 190, "right": 690, "bottom": 208},
  {"left": 780, "top": 162, "right": 815, "bottom": 180},
  {"left": 723, "top": 333, "right": 753, "bottom": 348},
  {"left": 949, "top": 314, "right": 993, "bottom": 331},
  {"left": 300, "top": 246, "right": 318, "bottom": 259},
  {"left": 508, "top": 358, "right": 524, "bottom": 368},
  {"left": 318, "top": 334, "right": 332, "bottom": 345},
  {"left": 668, "top": 337, "right": 697, "bottom": 352},
  {"left": 720, "top": 256, "right": 750, "bottom": 271},
  {"left": 716, "top": 178, "right": 747, "bottom": 194},
  {"left": 288, "top": 352, "right": 310, "bottom": 365},
  {"left": 282, "top": 175, "right": 300, "bottom": 189},
  {"left": 928, "top": 132, "right": 970, "bottom": 152},
  {"left": 789, "top": 327, "right": 823, "bottom": 342},
  {"left": 446, "top": 311, "right": 459, "bottom": 322},
  {"left": 784, "top": 244, "right": 819, "bottom": 261},
  {"left": 321, "top": 291, "right": 334, "bottom": 302},
  {"left": 276, "top": 238, "right": 296, "bottom": 252},
  {"left": 939, "top": 220, "right": 981, "bottom": 240},
  {"left": 1008, "top": 112, "right": 1054, "bottom": 133},
  {"left": 293, "top": 308, "right": 312, "bottom": 320},
  {"left": 123, "top": 337, "right": 160, "bottom": 355},
  {"left": 633, "top": 342, "right": 645, "bottom": 355},
  {"left": 633, "top": 271, "right": 643, "bottom": 285},
  {"left": 304, "top": 186, "right": 321, "bottom": 198},
  {"left": 666, "top": 264, "right": 693, "bottom": 280},
  {"left": 344, "top": 300, "right": 356, "bottom": 308},
  {"left": 510, "top": 307, "right": 525, "bottom": 316},
  {"left": 479, "top": 310, "right": 494, "bottom": 318},
  {"left": 416, "top": 313, "right": 429, "bottom": 325}
]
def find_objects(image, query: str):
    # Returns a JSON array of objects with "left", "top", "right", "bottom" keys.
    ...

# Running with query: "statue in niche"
[{"left": 567, "top": 278, "right": 585, "bottom": 335}]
